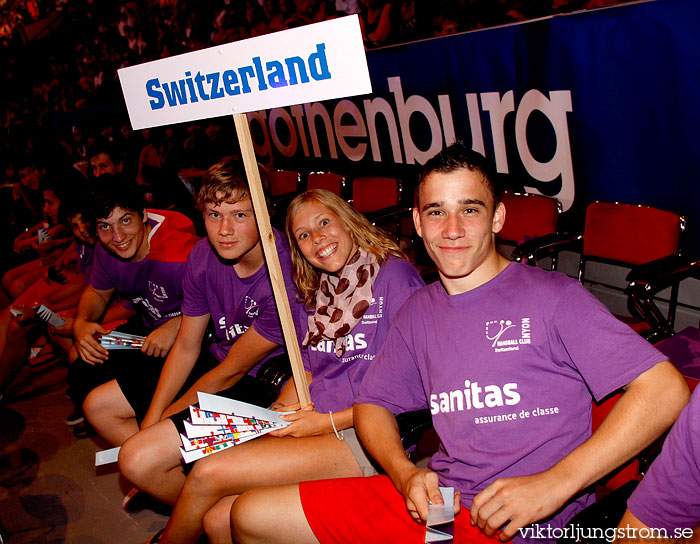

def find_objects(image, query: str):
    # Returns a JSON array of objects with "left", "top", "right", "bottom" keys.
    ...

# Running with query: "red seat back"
[
  {"left": 583, "top": 202, "right": 682, "bottom": 265},
  {"left": 307, "top": 172, "right": 344, "bottom": 196},
  {"left": 268, "top": 170, "right": 300, "bottom": 197},
  {"left": 352, "top": 177, "right": 400, "bottom": 213},
  {"left": 498, "top": 192, "right": 560, "bottom": 243}
]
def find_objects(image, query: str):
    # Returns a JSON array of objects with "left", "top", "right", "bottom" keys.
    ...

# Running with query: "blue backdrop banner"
[{"left": 248, "top": 0, "right": 700, "bottom": 252}]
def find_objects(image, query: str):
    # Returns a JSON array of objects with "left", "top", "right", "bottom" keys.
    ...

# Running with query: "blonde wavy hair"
[{"left": 286, "top": 189, "right": 407, "bottom": 309}]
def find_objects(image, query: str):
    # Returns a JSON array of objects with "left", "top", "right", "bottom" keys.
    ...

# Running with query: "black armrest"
[
  {"left": 396, "top": 409, "right": 433, "bottom": 451},
  {"left": 511, "top": 233, "right": 582, "bottom": 263},
  {"left": 625, "top": 255, "right": 700, "bottom": 297},
  {"left": 256, "top": 357, "right": 292, "bottom": 396}
]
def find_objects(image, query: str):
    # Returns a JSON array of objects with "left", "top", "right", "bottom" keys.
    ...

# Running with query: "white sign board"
[{"left": 118, "top": 16, "right": 371, "bottom": 130}]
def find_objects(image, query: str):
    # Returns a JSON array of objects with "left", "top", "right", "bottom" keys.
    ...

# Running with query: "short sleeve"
[
  {"left": 355, "top": 303, "right": 428, "bottom": 415},
  {"left": 551, "top": 281, "right": 667, "bottom": 401},
  {"left": 251, "top": 290, "right": 285, "bottom": 345},
  {"left": 181, "top": 247, "right": 209, "bottom": 317},
  {"left": 89, "top": 244, "right": 115, "bottom": 291},
  {"left": 379, "top": 258, "right": 425, "bottom": 327}
]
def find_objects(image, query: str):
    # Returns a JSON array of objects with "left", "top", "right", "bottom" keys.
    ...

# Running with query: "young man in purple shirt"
[
  {"left": 230, "top": 142, "right": 689, "bottom": 544},
  {"left": 74, "top": 174, "right": 199, "bottom": 445},
  {"left": 117, "top": 156, "right": 298, "bottom": 510}
]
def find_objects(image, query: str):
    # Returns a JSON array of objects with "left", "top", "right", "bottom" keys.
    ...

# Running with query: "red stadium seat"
[
  {"left": 307, "top": 171, "right": 346, "bottom": 198},
  {"left": 498, "top": 191, "right": 562, "bottom": 270},
  {"left": 350, "top": 176, "right": 408, "bottom": 241}
]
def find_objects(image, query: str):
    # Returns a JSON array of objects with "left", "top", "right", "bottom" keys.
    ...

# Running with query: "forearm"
[
  {"left": 75, "top": 286, "right": 111, "bottom": 324},
  {"left": 544, "top": 362, "right": 688, "bottom": 497},
  {"left": 180, "top": 326, "right": 278, "bottom": 397},
  {"left": 178, "top": 363, "right": 247, "bottom": 405},
  {"left": 46, "top": 224, "right": 66, "bottom": 238},
  {"left": 162, "top": 366, "right": 230, "bottom": 418},
  {"left": 167, "top": 340, "right": 274, "bottom": 415},
  {"left": 368, "top": 4, "right": 392, "bottom": 43},
  {"left": 355, "top": 403, "right": 416, "bottom": 483},
  {"left": 149, "top": 340, "right": 202, "bottom": 418}
]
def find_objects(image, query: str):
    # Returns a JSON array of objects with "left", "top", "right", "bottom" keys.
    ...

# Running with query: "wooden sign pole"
[{"left": 233, "top": 112, "right": 312, "bottom": 408}]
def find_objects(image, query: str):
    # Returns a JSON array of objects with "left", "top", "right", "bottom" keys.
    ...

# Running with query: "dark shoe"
[
  {"left": 73, "top": 421, "right": 96, "bottom": 439},
  {"left": 123, "top": 487, "right": 172, "bottom": 516},
  {"left": 123, "top": 487, "right": 154, "bottom": 513},
  {"left": 65, "top": 408, "right": 84, "bottom": 426}
]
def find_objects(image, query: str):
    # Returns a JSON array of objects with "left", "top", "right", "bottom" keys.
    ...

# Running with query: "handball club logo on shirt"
[
  {"left": 485, "top": 317, "right": 532, "bottom": 352},
  {"left": 217, "top": 297, "right": 258, "bottom": 341},
  {"left": 148, "top": 281, "right": 168, "bottom": 302},
  {"left": 360, "top": 296, "right": 383, "bottom": 325},
  {"left": 244, "top": 296, "right": 259, "bottom": 318}
]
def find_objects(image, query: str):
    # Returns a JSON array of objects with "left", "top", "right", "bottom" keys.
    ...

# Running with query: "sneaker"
[
  {"left": 123, "top": 487, "right": 156, "bottom": 514},
  {"left": 73, "top": 421, "right": 96, "bottom": 439},
  {"left": 65, "top": 408, "right": 84, "bottom": 426}
]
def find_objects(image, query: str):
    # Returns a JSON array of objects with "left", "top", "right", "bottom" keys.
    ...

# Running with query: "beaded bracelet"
[{"left": 329, "top": 410, "right": 345, "bottom": 440}]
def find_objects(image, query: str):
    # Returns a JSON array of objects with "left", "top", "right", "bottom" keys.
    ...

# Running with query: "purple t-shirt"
[
  {"left": 627, "top": 387, "right": 700, "bottom": 533},
  {"left": 90, "top": 210, "right": 199, "bottom": 330},
  {"left": 302, "top": 255, "right": 424, "bottom": 413},
  {"left": 356, "top": 263, "right": 667, "bottom": 541},
  {"left": 181, "top": 229, "right": 298, "bottom": 377}
]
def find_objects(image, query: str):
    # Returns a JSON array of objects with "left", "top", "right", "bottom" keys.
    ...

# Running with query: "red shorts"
[{"left": 300, "top": 475, "right": 499, "bottom": 544}]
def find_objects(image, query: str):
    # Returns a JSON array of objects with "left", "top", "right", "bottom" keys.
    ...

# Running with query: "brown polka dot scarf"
[{"left": 303, "top": 247, "right": 379, "bottom": 357}]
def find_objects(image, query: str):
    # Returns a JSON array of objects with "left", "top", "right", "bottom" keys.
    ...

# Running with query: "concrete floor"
[{"left": 0, "top": 362, "right": 167, "bottom": 543}]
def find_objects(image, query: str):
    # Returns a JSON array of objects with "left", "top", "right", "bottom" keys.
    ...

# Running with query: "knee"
[
  {"left": 118, "top": 434, "right": 153, "bottom": 485},
  {"left": 230, "top": 491, "right": 265, "bottom": 543},
  {"left": 185, "top": 458, "right": 228, "bottom": 498},
  {"left": 2, "top": 271, "right": 14, "bottom": 293},
  {"left": 202, "top": 500, "right": 233, "bottom": 543},
  {"left": 83, "top": 385, "right": 108, "bottom": 423},
  {"left": 7, "top": 318, "right": 25, "bottom": 337},
  {"left": 7, "top": 279, "right": 28, "bottom": 300}
]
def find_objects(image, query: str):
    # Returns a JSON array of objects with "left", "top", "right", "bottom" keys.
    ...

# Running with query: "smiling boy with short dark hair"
[{"left": 72, "top": 173, "right": 199, "bottom": 445}]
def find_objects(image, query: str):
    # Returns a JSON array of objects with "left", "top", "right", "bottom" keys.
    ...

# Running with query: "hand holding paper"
[
  {"left": 270, "top": 403, "right": 335, "bottom": 438},
  {"left": 426, "top": 487, "right": 456, "bottom": 543},
  {"left": 398, "top": 467, "right": 450, "bottom": 524},
  {"left": 177, "top": 392, "right": 294, "bottom": 463}
]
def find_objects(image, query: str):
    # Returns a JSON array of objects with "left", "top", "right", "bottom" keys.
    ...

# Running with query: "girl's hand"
[
  {"left": 270, "top": 401, "right": 298, "bottom": 412},
  {"left": 269, "top": 403, "right": 333, "bottom": 438}
]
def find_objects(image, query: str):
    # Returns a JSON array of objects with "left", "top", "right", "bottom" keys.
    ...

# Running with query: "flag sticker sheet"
[
  {"left": 178, "top": 392, "right": 293, "bottom": 464},
  {"left": 99, "top": 330, "right": 146, "bottom": 350}
]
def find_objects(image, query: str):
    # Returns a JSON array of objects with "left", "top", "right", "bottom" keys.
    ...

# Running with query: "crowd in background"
[{"left": 0, "top": 0, "right": 638, "bottom": 274}]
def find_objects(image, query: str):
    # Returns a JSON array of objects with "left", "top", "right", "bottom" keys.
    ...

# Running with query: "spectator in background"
[
  {"left": 359, "top": 0, "right": 397, "bottom": 47},
  {"left": 3, "top": 168, "right": 73, "bottom": 305},
  {"left": 0, "top": 172, "right": 86, "bottom": 395},
  {"left": 88, "top": 140, "right": 125, "bottom": 180},
  {"left": 336, "top": 0, "right": 361, "bottom": 14}
]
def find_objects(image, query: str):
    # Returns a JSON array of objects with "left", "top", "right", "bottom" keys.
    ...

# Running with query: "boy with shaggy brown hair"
[{"left": 117, "top": 156, "right": 297, "bottom": 511}]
